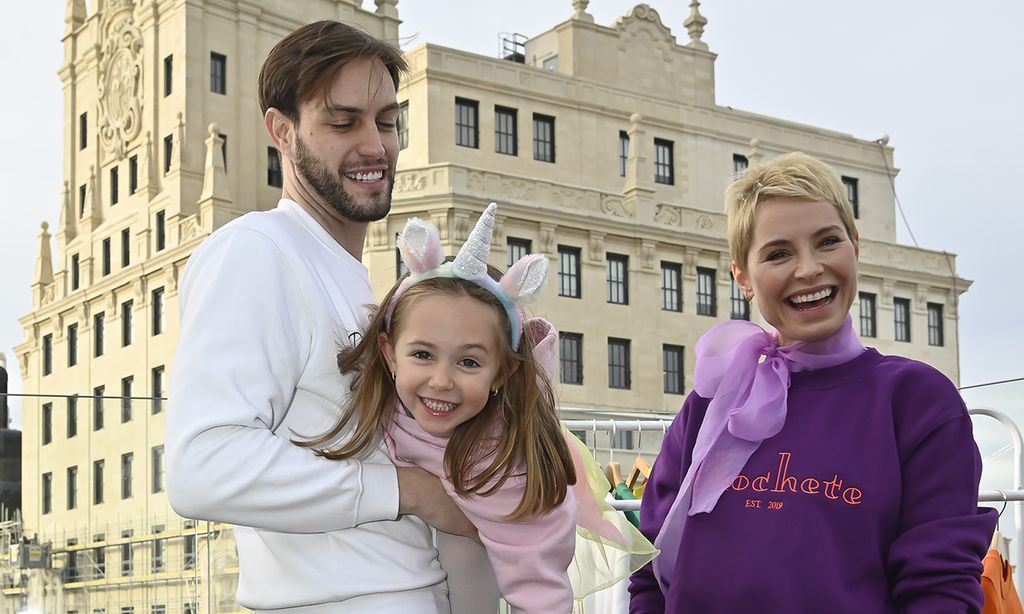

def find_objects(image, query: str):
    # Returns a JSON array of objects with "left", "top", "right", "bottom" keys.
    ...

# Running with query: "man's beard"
[{"left": 294, "top": 135, "right": 394, "bottom": 223}]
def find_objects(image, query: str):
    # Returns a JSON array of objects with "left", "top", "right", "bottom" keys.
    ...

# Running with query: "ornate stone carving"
[
  {"left": 539, "top": 224, "right": 557, "bottom": 254},
  {"left": 696, "top": 214, "right": 713, "bottom": 231},
  {"left": 454, "top": 212, "right": 471, "bottom": 242},
  {"left": 600, "top": 196, "right": 632, "bottom": 218},
  {"left": 639, "top": 240, "right": 657, "bottom": 270},
  {"left": 179, "top": 215, "right": 203, "bottom": 242},
  {"left": 654, "top": 204, "right": 682, "bottom": 226},
  {"left": 431, "top": 212, "right": 450, "bottom": 242},
  {"left": 394, "top": 172, "right": 427, "bottom": 193},
  {"left": 97, "top": 2, "right": 144, "bottom": 159},
  {"left": 41, "top": 286, "right": 55, "bottom": 306}
]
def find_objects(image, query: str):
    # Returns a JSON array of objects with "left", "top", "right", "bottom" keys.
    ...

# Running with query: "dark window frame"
[
  {"left": 663, "top": 344, "right": 685, "bottom": 394},
  {"left": 733, "top": 153, "right": 749, "bottom": 175},
  {"left": 730, "top": 273, "right": 750, "bottom": 320},
  {"left": 93, "top": 459, "right": 104, "bottom": 505},
  {"left": 859, "top": 292, "right": 877, "bottom": 337},
  {"left": 532, "top": 113, "right": 556, "bottom": 163},
  {"left": 163, "top": 54, "right": 173, "bottom": 97},
  {"left": 927, "top": 302, "right": 944, "bottom": 347},
  {"left": 110, "top": 166, "right": 119, "bottom": 205},
  {"left": 128, "top": 156, "right": 138, "bottom": 194},
  {"left": 42, "top": 333, "right": 53, "bottom": 375},
  {"left": 557, "top": 246, "right": 581, "bottom": 298},
  {"left": 654, "top": 138, "right": 674, "bottom": 185},
  {"left": 210, "top": 52, "right": 227, "bottom": 95},
  {"left": 606, "top": 253, "right": 629, "bottom": 305},
  {"left": 661, "top": 261, "right": 682, "bottom": 312},
  {"left": 121, "top": 300, "right": 133, "bottom": 346},
  {"left": 607, "top": 337, "right": 632, "bottom": 390},
  {"left": 559, "top": 332, "right": 583, "bottom": 385},
  {"left": 619, "top": 130, "right": 629, "bottom": 177},
  {"left": 494, "top": 105, "right": 518, "bottom": 155},
  {"left": 151, "top": 287, "right": 165, "bottom": 336},
  {"left": 93, "top": 385, "right": 105, "bottom": 431},
  {"left": 894, "top": 297, "right": 911, "bottom": 342},
  {"left": 506, "top": 237, "right": 531, "bottom": 268},
  {"left": 67, "top": 323, "right": 78, "bottom": 367},
  {"left": 121, "top": 452, "right": 134, "bottom": 500},
  {"left": 79, "top": 112, "right": 88, "bottom": 150},
  {"left": 696, "top": 267, "right": 717, "bottom": 316},
  {"left": 42, "top": 402, "right": 53, "bottom": 445},
  {"left": 455, "top": 97, "right": 479, "bottom": 148},
  {"left": 842, "top": 176, "right": 859, "bottom": 219},
  {"left": 397, "top": 101, "right": 409, "bottom": 150}
]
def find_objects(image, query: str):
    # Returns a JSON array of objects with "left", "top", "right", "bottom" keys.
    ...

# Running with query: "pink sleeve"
[{"left": 457, "top": 476, "right": 577, "bottom": 614}]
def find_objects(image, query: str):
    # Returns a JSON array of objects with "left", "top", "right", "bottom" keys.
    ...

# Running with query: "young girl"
[
  {"left": 629, "top": 153, "right": 996, "bottom": 613},
  {"left": 302, "top": 203, "right": 655, "bottom": 613}
]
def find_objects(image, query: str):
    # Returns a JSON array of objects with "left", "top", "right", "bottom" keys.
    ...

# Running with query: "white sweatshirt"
[{"left": 166, "top": 199, "right": 446, "bottom": 611}]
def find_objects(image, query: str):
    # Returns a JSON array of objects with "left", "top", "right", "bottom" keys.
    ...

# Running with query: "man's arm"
[{"left": 166, "top": 227, "right": 399, "bottom": 533}]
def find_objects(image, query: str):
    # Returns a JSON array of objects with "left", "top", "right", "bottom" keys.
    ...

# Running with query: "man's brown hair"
[{"left": 258, "top": 20, "right": 409, "bottom": 120}]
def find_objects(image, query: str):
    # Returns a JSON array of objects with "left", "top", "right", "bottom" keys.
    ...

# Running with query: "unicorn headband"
[{"left": 384, "top": 202, "right": 548, "bottom": 351}]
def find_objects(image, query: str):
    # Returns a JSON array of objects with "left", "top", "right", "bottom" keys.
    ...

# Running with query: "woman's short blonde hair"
[{"left": 726, "top": 152, "right": 859, "bottom": 269}]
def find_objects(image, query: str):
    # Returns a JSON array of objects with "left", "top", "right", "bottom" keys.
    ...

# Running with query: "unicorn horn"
[{"left": 451, "top": 202, "right": 497, "bottom": 280}]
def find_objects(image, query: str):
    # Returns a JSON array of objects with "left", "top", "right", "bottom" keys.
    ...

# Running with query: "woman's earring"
[
  {"left": 391, "top": 371, "right": 397, "bottom": 381},
  {"left": 491, "top": 387, "right": 499, "bottom": 397}
]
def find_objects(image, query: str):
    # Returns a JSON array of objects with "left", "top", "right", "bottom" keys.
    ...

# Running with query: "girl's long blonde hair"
[{"left": 297, "top": 268, "right": 575, "bottom": 520}]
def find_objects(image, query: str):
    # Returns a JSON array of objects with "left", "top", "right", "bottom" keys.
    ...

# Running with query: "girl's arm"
[
  {"left": 456, "top": 475, "right": 577, "bottom": 614},
  {"left": 886, "top": 367, "right": 996, "bottom": 612}
]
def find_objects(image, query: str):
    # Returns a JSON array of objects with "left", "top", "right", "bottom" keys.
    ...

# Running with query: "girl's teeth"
[{"left": 422, "top": 398, "right": 455, "bottom": 412}]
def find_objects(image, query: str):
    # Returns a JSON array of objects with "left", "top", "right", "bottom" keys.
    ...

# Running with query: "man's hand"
[{"left": 397, "top": 466, "right": 481, "bottom": 544}]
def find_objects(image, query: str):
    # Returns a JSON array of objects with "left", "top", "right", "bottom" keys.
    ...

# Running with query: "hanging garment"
[{"left": 981, "top": 548, "right": 1024, "bottom": 614}]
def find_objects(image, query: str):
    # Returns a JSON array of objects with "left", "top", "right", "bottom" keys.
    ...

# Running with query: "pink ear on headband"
[
  {"left": 501, "top": 254, "right": 548, "bottom": 304},
  {"left": 396, "top": 218, "right": 445, "bottom": 275}
]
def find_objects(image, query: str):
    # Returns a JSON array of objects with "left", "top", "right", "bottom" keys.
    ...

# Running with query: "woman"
[{"left": 629, "top": 152, "right": 995, "bottom": 613}]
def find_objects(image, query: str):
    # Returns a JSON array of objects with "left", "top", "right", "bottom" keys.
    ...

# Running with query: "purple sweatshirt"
[{"left": 629, "top": 348, "right": 996, "bottom": 613}]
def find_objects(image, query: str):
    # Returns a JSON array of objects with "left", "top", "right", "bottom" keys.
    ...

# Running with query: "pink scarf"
[{"left": 653, "top": 315, "right": 865, "bottom": 591}]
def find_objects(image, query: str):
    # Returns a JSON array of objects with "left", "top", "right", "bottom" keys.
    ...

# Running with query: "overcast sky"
[{"left": 1, "top": 1, "right": 1021, "bottom": 489}]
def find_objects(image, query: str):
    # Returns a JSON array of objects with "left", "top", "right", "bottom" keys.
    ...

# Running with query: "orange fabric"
[{"left": 982, "top": 549, "right": 1024, "bottom": 614}]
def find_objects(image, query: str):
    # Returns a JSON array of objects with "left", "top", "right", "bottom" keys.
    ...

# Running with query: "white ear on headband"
[{"left": 386, "top": 202, "right": 549, "bottom": 351}]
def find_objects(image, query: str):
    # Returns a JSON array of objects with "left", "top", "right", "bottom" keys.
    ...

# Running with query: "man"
[{"left": 166, "top": 21, "right": 474, "bottom": 613}]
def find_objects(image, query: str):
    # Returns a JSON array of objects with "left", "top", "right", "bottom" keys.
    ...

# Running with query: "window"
[
  {"left": 152, "top": 445, "right": 165, "bottom": 493},
  {"left": 110, "top": 166, "right": 119, "bottom": 205},
  {"left": 79, "top": 112, "right": 88, "bottom": 150},
  {"left": 210, "top": 52, "right": 226, "bottom": 94},
  {"left": 606, "top": 253, "right": 629, "bottom": 305},
  {"left": 494, "top": 106, "right": 517, "bottom": 155},
  {"left": 67, "top": 395, "right": 78, "bottom": 438},
  {"left": 894, "top": 297, "right": 911, "bottom": 342},
  {"left": 93, "top": 386, "right": 105, "bottom": 431},
  {"left": 120, "top": 532, "right": 133, "bottom": 576},
  {"left": 152, "top": 606, "right": 165, "bottom": 614},
  {"left": 184, "top": 534, "right": 196, "bottom": 570},
  {"left": 67, "top": 466, "right": 78, "bottom": 509},
  {"left": 858, "top": 292, "right": 876, "bottom": 337},
  {"left": 155, "top": 210, "right": 166, "bottom": 251},
  {"left": 71, "top": 253, "right": 81, "bottom": 290},
  {"left": 42, "top": 472, "right": 52, "bottom": 514},
  {"left": 79, "top": 184, "right": 87, "bottom": 217},
  {"left": 121, "top": 300, "right": 133, "bottom": 346},
  {"left": 619, "top": 131, "right": 629, "bottom": 177},
  {"left": 608, "top": 338, "right": 631, "bottom": 390},
  {"left": 66, "top": 546, "right": 80, "bottom": 582},
  {"left": 533, "top": 114, "right": 555, "bottom": 162},
  {"left": 506, "top": 237, "right": 531, "bottom": 267},
  {"left": 129, "top": 156, "right": 138, "bottom": 194},
  {"left": 151, "top": 287, "right": 165, "bottom": 335},
  {"left": 151, "top": 366, "right": 165, "bottom": 414},
  {"left": 121, "top": 228, "right": 131, "bottom": 266},
  {"left": 733, "top": 154, "right": 749, "bottom": 175},
  {"left": 559, "top": 332, "right": 583, "bottom": 385},
  {"left": 94, "top": 459, "right": 104, "bottom": 504},
  {"left": 163, "top": 55, "right": 173, "bottom": 96},
  {"left": 68, "top": 323, "right": 78, "bottom": 367},
  {"left": 121, "top": 376, "right": 133, "bottom": 423},
  {"left": 42, "top": 333, "right": 53, "bottom": 375},
  {"left": 696, "top": 267, "right": 716, "bottom": 316},
  {"left": 152, "top": 531, "right": 165, "bottom": 573},
  {"left": 397, "top": 101, "right": 409, "bottom": 150},
  {"left": 121, "top": 607, "right": 134, "bottom": 614},
  {"left": 102, "top": 238, "right": 111, "bottom": 276},
  {"left": 659, "top": 262, "right": 681, "bottom": 311},
  {"left": 654, "top": 138, "right": 674, "bottom": 184},
  {"left": 94, "top": 312, "right": 105, "bottom": 357},
  {"left": 928, "top": 302, "right": 944, "bottom": 347},
  {"left": 267, "top": 147, "right": 282, "bottom": 187},
  {"left": 163, "top": 135, "right": 173, "bottom": 174},
  {"left": 455, "top": 98, "right": 479, "bottom": 148},
  {"left": 185, "top": 604, "right": 196, "bottom": 614},
  {"left": 611, "top": 430, "right": 634, "bottom": 451},
  {"left": 842, "top": 176, "right": 859, "bottom": 219},
  {"left": 94, "top": 543, "right": 106, "bottom": 578},
  {"left": 121, "top": 452, "right": 133, "bottom": 499},
  {"left": 557, "top": 246, "right": 581, "bottom": 298},
  {"left": 730, "top": 274, "right": 749, "bottom": 320},
  {"left": 42, "top": 402, "right": 53, "bottom": 445},
  {"left": 663, "top": 344, "right": 685, "bottom": 394}
]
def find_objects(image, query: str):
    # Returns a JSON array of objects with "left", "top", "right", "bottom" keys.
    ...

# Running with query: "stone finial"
[
  {"left": 58, "top": 181, "right": 76, "bottom": 240},
  {"left": 684, "top": 0, "right": 709, "bottom": 50},
  {"left": 572, "top": 0, "right": 594, "bottom": 22},
  {"left": 65, "top": 0, "right": 86, "bottom": 31},
  {"left": 199, "top": 123, "right": 231, "bottom": 202},
  {"left": 374, "top": 0, "right": 398, "bottom": 19},
  {"left": 34, "top": 222, "right": 54, "bottom": 286},
  {"left": 747, "top": 138, "right": 764, "bottom": 167}
]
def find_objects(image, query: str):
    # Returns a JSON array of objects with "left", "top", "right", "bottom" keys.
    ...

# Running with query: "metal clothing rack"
[{"left": 564, "top": 408, "right": 1024, "bottom": 590}]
